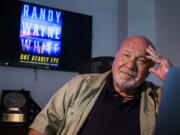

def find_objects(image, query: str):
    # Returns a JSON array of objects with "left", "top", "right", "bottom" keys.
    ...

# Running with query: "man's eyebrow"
[
  {"left": 137, "top": 56, "right": 148, "bottom": 60},
  {"left": 120, "top": 50, "right": 148, "bottom": 58},
  {"left": 120, "top": 50, "right": 131, "bottom": 53}
]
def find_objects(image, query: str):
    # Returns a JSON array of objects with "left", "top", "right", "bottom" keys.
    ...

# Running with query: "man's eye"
[
  {"left": 138, "top": 59, "right": 146, "bottom": 64},
  {"left": 123, "top": 53, "right": 130, "bottom": 58}
]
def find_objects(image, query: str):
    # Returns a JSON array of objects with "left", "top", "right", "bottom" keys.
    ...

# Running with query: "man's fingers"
[
  {"left": 148, "top": 46, "right": 161, "bottom": 57},
  {"left": 146, "top": 55, "right": 161, "bottom": 64},
  {"left": 149, "top": 67, "right": 157, "bottom": 74},
  {"left": 149, "top": 66, "right": 165, "bottom": 82},
  {"left": 146, "top": 48, "right": 159, "bottom": 59},
  {"left": 146, "top": 48, "right": 160, "bottom": 60}
]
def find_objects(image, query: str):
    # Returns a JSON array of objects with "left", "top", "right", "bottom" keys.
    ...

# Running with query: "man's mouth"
[{"left": 119, "top": 69, "right": 137, "bottom": 78}]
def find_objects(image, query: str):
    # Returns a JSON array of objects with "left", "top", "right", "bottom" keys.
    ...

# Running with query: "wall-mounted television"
[{"left": 0, "top": 1, "right": 92, "bottom": 72}]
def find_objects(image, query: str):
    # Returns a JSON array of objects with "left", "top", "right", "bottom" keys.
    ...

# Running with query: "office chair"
[{"left": 78, "top": 56, "right": 114, "bottom": 74}]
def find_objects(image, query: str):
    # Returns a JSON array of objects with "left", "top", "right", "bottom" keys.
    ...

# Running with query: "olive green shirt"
[{"left": 30, "top": 71, "right": 162, "bottom": 135}]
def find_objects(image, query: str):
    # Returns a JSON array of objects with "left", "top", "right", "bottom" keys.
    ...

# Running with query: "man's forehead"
[
  {"left": 120, "top": 48, "right": 148, "bottom": 56},
  {"left": 120, "top": 36, "right": 150, "bottom": 48},
  {"left": 121, "top": 39, "right": 148, "bottom": 49}
]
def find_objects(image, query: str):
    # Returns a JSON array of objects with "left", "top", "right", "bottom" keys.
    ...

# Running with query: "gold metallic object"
[
  {"left": 9, "top": 107, "right": 20, "bottom": 111},
  {"left": 3, "top": 113, "right": 24, "bottom": 122},
  {"left": 0, "top": 90, "right": 31, "bottom": 124}
]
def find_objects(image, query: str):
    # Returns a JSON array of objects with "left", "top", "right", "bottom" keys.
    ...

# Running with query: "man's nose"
[{"left": 126, "top": 59, "right": 137, "bottom": 71}]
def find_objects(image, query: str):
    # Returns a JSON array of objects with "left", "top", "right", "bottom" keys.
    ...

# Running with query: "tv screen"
[{"left": 0, "top": 1, "right": 92, "bottom": 72}]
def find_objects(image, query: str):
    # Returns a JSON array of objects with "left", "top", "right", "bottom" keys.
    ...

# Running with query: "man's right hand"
[
  {"left": 28, "top": 129, "right": 42, "bottom": 135},
  {"left": 146, "top": 45, "right": 172, "bottom": 82}
]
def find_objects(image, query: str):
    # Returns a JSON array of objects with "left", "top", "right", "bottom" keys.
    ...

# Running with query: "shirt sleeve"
[{"left": 29, "top": 77, "right": 75, "bottom": 135}]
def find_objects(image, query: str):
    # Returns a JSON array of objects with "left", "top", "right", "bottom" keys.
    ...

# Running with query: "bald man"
[{"left": 28, "top": 36, "right": 172, "bottom": 135}]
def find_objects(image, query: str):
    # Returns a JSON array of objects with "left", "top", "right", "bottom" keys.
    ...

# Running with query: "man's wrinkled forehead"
[{"left": 120, "top": 37, "right": 149, "bottom": 50}]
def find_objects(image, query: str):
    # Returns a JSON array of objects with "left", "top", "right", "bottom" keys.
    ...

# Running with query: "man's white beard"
[{"left": 114, "top": 74, "right": 141, "bottom": 89}]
